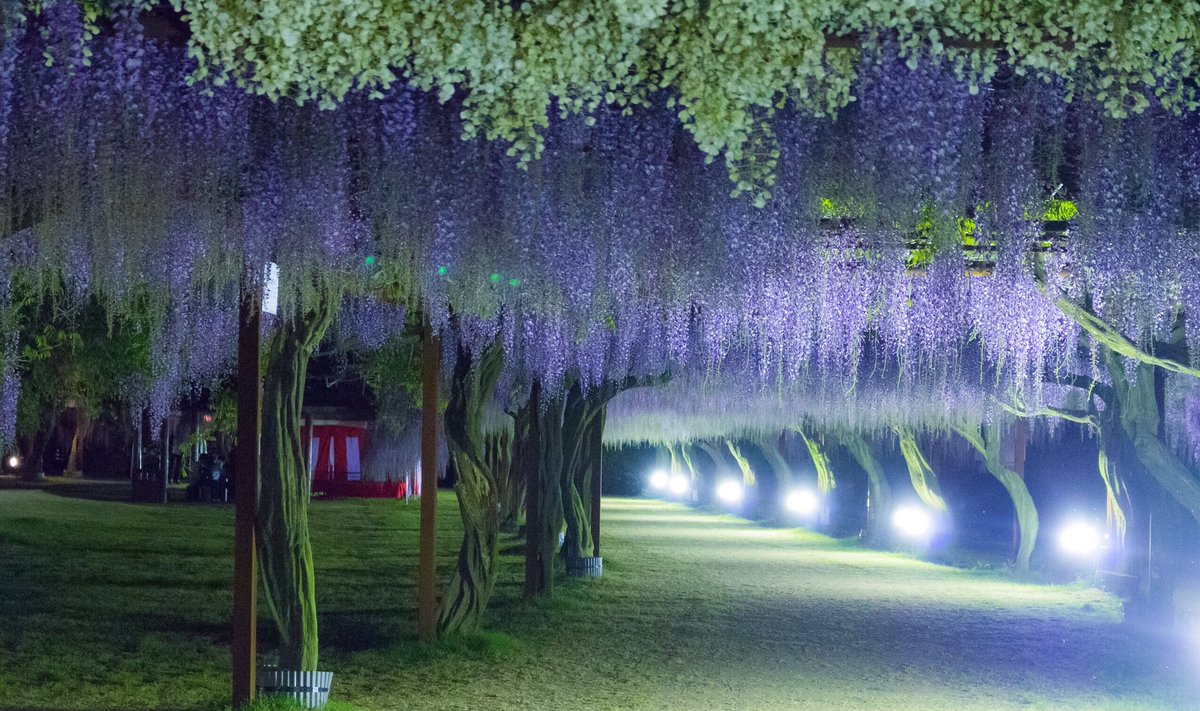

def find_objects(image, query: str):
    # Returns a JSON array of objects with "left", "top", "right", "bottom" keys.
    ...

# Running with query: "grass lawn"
[{"left": 0, "top": 481, "right": 1195, "bottom": 710}]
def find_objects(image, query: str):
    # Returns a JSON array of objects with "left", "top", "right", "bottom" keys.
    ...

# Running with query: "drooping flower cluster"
[{"left": 1, "top": 5, "right": 1198, "bottom": 444}]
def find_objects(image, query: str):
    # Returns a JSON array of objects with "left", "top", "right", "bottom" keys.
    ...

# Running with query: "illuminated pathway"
[
  {"left": 362, "top": 498, "right": 1196, "bottom": 711},
  {"left": 3, "top": 489, "right": 1192, "bottom": 710}
]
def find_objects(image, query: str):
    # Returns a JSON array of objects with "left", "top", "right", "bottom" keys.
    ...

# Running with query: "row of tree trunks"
[
  {"left": 256, "top": 290, "right": 335, "bottom": 671},
  {"left": 437, "top": 339, "right": 506, "bottom": 636},
  {"left": 516, "top": 377, "right": 620, "bottom": 598}
]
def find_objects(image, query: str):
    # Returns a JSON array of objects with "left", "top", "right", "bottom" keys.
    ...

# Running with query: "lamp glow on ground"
[
  {"left": 892, "top": 505, "right": 932, "bottom": 540},
  {"left": 1057, "top": 521, "right": 1103, "bottom": 557},
  {"left": 784, "top": 489, "right": 819, "bottom": 517},
  {"left": 716, "top": 480, "right": 744, "bottom": 506},
  {"left": 668, "top": 474, "right": 690, "bottom": 496},
  {"left": 648, "top": 469, "right": 669, "bottom": 492}
]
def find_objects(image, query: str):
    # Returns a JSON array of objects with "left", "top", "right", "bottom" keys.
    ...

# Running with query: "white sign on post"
[{"left": 262, "top": 262, "right": 280, "bottom": 315}]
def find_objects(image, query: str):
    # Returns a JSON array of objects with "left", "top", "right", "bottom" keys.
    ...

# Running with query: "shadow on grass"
[{"left": 0, "top": 707, "right": 213, "bottom": 711}]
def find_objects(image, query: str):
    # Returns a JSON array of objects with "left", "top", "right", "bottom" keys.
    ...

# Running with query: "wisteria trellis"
[{"left": 1, "top": 3, "right": 1199, "bottom": 448}]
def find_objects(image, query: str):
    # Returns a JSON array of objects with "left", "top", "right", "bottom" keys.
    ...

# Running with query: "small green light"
[
  {"left": 508, "top": 278, "right": 521, "bottom": 287},
  {"left": 489, "top": 272, "right": 501, "bottom": 284},
  {"left": 364, "top": 255, "right": 376, "bottom": 266},
  {"left": 436, "top": 266, "right": 448, "bottom": 276}
]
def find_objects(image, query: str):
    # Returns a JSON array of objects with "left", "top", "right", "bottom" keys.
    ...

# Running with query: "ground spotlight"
[
  {"left": 668, "top": 473, "right": 690, "bottom": 496},
  {"left": 716, "top": 479, "right": 744, "bottom": 505},
  {"left": 6, "top": 454, "right": 19, "bottom": 470},
  {"left": 784, "top": 488, "right": 819, "bottom": 517},
  {"left": 648, "top": 469, "right": 669, "bottom": 491},
  {"left": 892, "top": 505, "right": 932, "bottom": 539},
  {"left": 1057, "top": 520, "right": 1102, "bottom": 557}
]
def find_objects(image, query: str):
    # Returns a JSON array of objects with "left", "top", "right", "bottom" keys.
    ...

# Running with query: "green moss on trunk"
[
  {"left": 840, "top": 433, "right": 891, "bottom": 547},
  {"left": 952, "top": 422, "right": 1039, "bottom": 573},
  {"left": 438, "top": 340, "right": 505, "bottom": 636},
  {"left": 895, "top": 428, "right": 946, "bottom": 512},
  {"left": 257, "top": 292, "right": 334, "bottom": 671}
]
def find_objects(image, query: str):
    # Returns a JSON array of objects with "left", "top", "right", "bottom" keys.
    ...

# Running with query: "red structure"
[{"left": 303, "top": 419, "right": 417, "bottom": 499}]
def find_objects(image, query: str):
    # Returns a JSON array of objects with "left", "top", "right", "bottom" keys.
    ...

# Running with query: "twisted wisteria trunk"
[
  {"left": 438, "top": 339, "right": 505, "bottom": 636},
  {"left": 490, "top": 429, "right": 522, "bottom": 533},
  {"left": 257, "top": 292, "right": 334, "bottom": 671},
  {"left": 951, "top": 422, "right": 1039, "bottom": 572},
  {"left": 558, "top": 381, "right": 592, "bottom": 562},
  {"left": 1105, "top": 354, "right": 1198, "bottom": 623},
  {"left": 560, "top": 384, "right": 618, "bottom": 563},
  {"left": 895, "top": 427, "right": 946, "bottom": 512},
  {"left": 840, "top": 432, "right": 891, "bottom": 547},
  {"left": 754, "top": 434, "right": 792, "bottom": 488},
  {"left": 517, "top": 380, "right": 566, "bottom": 599},
  {"left": 1109, "top": 354, "right": 1200, "bottom": 525},
  {"left": 796, "top": 429, "right": 835, "bottom": 495},
  {"left": 725, "top": 439, "right": 755, "bottom": 486},
  {"left": 695, "top": 440, "right": 732, "bottom": 504}
]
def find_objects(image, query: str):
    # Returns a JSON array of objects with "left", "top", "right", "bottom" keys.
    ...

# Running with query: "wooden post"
[
  {"left": 130, "top": 408, "right": 141, "bottom": 481},
  {"left": 303, "top": 414, "right": 313, "bottom": 476},
  {"left": 232, "top": 278, "right": 262, "bottom": 708},
  {"left": 416, "top": 314, "right": 441, "bottom": 643},
  {"left": 160, "top": 417, "right": 171, "bottom": 503},
  {"left": 590, "top": 406, "right": 603, "bottom": 559},
  {"left": 523, "top": 381, "right": 543, "bottom": 599}
]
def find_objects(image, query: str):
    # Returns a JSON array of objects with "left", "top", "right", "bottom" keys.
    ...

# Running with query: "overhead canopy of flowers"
[{"left": 1, "top": 1, "right": 1198, "bottom": 449}]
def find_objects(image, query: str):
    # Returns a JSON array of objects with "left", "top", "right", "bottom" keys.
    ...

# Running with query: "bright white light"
[
  {"left": 1058, "top": 521, "right": 1102, "bottom": 557},
  {"left": 892, "top": 505, "right": 932, "bottom": 539},
  {"left": 785, "top": 488, "right": 819, "bottom": 516},
  {"left": 716, "top": 479, "right": 744, "bottom": 505},
  {"left": 668, "top": 474, "right": 690, "bottom": 496},
  {"left": 5, "top": 455, "right": 18, "bottom": 469},
  {"left": 648, "top": 469, "right": 669, "bottom": 490}
]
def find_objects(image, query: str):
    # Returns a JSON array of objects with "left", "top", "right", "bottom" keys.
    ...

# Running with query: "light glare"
[
  {"left": 668, "top": 474, "right": 690, "bottom": 496},
  {"left": 785, "top": 489, "right": 819, "bottom": 516},
  {"left": 5, "top": 455, "right": 18, "bottom": 469},
  {"left": 1057, "top": 521, "right": 1102, "bottom": 557},
  {"left": 892, "top": 506, "right": 932, "bottom": 539},
  {"left": 716, "top": 479, "right": 744, "bottom": 505},
  {"left": 648, "top": 469, "right": 669, "bottom": 490}
]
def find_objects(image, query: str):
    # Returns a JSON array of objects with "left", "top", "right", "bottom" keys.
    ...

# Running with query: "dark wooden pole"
[
  {"left": 417, "top": 314, "right": 441, "bottom": 643},
  {"left": 159, "top": 417, "right": 171, "bottom": 503},
  {"left": 590, "top": 406, "right": 604, "bottom": 559},
  {"left": 523, "top": 381, "right": 543, "bottom": 599},
  {"left": 232, "top": 278, "right": 262, "bottom": 708}
]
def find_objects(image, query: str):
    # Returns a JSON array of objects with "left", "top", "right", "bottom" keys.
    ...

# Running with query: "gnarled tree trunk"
[
  {"left": 518, "top": 381, "right": 566, "bottom": 599},
  {"left": 490, "top": 429, "right": 522, "bottom": 533},
  {"left": 895, "top": 427, "right": 947, "bottom": 512},
  {"left": 438, "top": 339, "right": 505, "bottom": 636},
  {"left": 755, "top": 434, "right": 792, "bottom": 488},
  {"left": 952, "top": 421, "right": 1039, "bottom": 572},
  {"left": 257, "top": 292, "right": 334, "bottom": 671},
  {"left": 840, "top": 432, "right": 891, "bottom": 547},
  {"left": 559, "top": 381, "right": 593, "bottom": 563}
]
